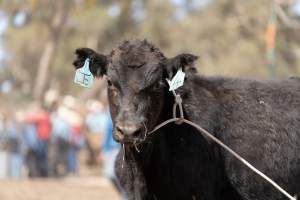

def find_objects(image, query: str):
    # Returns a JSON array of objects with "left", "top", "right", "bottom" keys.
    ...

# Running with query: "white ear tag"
[
  {"left": 74, "top": 58, "right": 94, "bottom": 88},
  {"left": 168, "top": 68, "right": 185, "bottom": 91}
]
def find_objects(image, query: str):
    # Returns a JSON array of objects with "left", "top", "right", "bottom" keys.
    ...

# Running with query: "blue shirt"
[{"left": 102, "top": 116, "right": 120, "bottom": 154}]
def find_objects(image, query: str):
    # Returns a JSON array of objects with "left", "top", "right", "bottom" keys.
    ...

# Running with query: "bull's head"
[{"left": 73, "top": 39, "right": 198, "bottom": 145}]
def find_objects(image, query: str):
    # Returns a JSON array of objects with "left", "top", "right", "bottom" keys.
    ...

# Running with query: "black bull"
[{"left": 73, "top": 39, "right": 300, "bottom": 200}]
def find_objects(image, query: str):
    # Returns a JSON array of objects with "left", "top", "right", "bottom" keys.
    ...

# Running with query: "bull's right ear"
[{"left": 73, "top": 48, "right": 108, "bottom": 78}]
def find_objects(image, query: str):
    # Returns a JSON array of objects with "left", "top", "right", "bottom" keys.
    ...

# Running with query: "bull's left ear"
[{"left": 165, "top": 53, "right": 198, "bottom": 78}]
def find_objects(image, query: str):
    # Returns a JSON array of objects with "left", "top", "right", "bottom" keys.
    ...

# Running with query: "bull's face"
[
  {"left": 73, "top": 40, "right": 198, "bottom": 145},
  {"left": 106, "top": 40, "right": 170, "bottom": 144}
]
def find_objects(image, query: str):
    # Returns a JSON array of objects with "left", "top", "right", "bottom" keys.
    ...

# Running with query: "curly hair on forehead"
[
  {"left": 106, "top": 39, "right": 167, "bottom": 69},
  {"left": 111, "top": 39, "right": 166, "bottom": 61}
]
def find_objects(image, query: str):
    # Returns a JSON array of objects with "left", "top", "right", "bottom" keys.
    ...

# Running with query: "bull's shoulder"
[
  {"left": 188, "top": 74, "right": 300, "bottom": 96},
  {"left": 189, "top": 75, "right": 300, "bottom": 106},
  {"left": 190, "top": 75, "right": 245, "bottom": 90}
]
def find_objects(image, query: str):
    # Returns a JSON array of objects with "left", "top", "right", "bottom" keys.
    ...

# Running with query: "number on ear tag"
[
  {"left": 168, "top": 68, "right": 185, "bottom": 91},
  {"left": 74, "top": 58, "right": 94, "bottom": 88}
]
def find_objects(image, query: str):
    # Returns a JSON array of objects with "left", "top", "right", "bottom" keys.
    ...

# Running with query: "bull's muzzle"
[{"left": 114, "top": 122, "right": 143, "bottom": 143}]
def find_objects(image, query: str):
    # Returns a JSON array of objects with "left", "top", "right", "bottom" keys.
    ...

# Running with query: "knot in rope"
[{"left": 172, "top": 92, "right": 184, "bottom": 125}]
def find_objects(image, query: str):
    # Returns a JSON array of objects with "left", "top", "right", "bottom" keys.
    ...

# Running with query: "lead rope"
[{"left": 147, "top": 90, "right": 297, "bottom": 200}]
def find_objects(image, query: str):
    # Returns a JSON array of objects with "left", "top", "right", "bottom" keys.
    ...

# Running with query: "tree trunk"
[{"left": 33, "top": 1, "right": 70, "bottom": 102}]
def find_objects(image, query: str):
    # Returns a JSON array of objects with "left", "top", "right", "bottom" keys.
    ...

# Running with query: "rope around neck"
[{"left": 147, "top": 92, "right": 297, "bottom": 200}]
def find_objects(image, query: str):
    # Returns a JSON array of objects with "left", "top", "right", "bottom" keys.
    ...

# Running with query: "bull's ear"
[
  {"left": 73, "top": 48, "right": 108, "bottom": 78},
  {"left": 165, "top": 53, "right": 198, "bottom": 78}
]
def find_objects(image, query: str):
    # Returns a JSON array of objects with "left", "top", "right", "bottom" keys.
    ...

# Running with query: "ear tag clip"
[
  {"left": 74, "top": 58, "right": 94, "bottom": 88},
  {"left": 167, "top": 68, "right": 185, "bottom": 91}
]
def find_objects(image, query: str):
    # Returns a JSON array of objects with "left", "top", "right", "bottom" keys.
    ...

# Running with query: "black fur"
[{"left": 73, "top": 39, "right": 300, "bottom": 200}]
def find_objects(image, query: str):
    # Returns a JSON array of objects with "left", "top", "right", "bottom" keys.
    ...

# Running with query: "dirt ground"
[{"left": 0, "top": 176, "right": 121, "bottom": 200}]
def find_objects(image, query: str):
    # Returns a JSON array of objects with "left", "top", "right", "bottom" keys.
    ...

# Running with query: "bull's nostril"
[
  {"left": 116, "top": 125, "right": 124, "bottom": 135},
  {"left": 131, "top": 129, "right": 141, "bottom": 137}
]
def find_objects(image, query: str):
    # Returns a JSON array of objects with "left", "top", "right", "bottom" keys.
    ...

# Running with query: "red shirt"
[{"left": 25, "top": 111, "right": 51, "bottom": 140}]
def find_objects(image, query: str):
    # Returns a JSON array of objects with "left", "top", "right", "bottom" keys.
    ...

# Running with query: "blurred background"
[{"left": 0, "top": 0, "right": 300, "bottom": 199}]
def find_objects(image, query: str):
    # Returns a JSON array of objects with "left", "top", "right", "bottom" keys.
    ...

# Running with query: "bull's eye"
[
  {"left": 107, "top": 79, "right": 113, "bottom": 86},
  {"left": 107, "top": 79, "right": 119, "bottom": 98},
  {"left": 152, "top": 80, "right": 164, "bottom": 91}
]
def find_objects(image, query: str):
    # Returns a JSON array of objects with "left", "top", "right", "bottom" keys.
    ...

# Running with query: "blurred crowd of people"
[{"left": 0, "top": 91, "right": 120, "bottom": 181}]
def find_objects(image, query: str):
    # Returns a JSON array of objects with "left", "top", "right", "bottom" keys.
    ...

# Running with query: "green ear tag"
[{"left": 74, "top": 58, "right": 94, "bottom": 88}]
